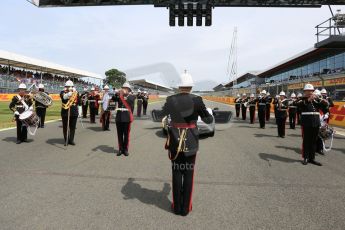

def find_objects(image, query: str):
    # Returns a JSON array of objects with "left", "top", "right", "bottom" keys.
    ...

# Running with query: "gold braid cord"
[{"left": 62, "top": 91, "right": 78, "bottom": 109}]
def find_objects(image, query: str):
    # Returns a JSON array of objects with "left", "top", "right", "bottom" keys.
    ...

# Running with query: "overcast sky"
[{"left": 0, "top": 0, "right": 344, "bottom": 88}]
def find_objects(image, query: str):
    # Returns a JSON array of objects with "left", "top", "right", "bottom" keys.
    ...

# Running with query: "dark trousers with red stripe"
[
  {"left": 235, "top": 104, "right": 240, "bottom": 117},
  {"left": 90, "top": 107, "right": 96, "bottom": 123},
  {"left": 116, "top": 122, "right": 131, "bottom": 151},
  {"left": 289, "top": 111, "right": 297, "bottom": 129},
  {"left": 137, "top": 100, "right": 143, "bottom": 117},
  {"left": 101, "top": 111, "right": 110, "bottom": 130},
  {"left": 16, "top": 117, "right": 27, "bottom": 141},
  {"left": 276, "top": 117, "right": 286, "bottom": 137},
  {"left": 265, "top": 105, "right": 271, "bottom": 121},
  {"left": 241, "top": 105, "right": 247, "bottom": 120},
  {"left": 301, "top": 126, "right": 319, "bottom": 161},
  {"left": 249, "top": 106, "right": 255, "bottom": 124},
  {"left": 258, "top": 107, "right": 266, "bottom": 128},
  {"left": 171, "top": 153, "right": 196, "bottom": 215}
]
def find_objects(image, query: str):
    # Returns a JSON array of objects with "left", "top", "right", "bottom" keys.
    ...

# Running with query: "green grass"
[
  {"left": 0, "top": 101, "right": 61, "bottom": 129},
  {"left": 0, "top": 98, "right": 165, "bottom": 129}
]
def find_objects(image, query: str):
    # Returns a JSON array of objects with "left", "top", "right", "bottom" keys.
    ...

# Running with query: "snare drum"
[{"left": 19, "top": 110, "right": 39, "bottom": 127}]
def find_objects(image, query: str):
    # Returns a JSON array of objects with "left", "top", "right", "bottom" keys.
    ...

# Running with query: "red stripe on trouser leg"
[
  {"left": 188, "top": 167, "right": 195, "bottom": 212},
  {"left": 301, "top": 126, "right": 304, "bottom": 158},
  {"left": 126, "top": 122, "right": 131, "bottom": 150},
  {"left": 171, "top": 169, "right": 174, "bottom": 210}
]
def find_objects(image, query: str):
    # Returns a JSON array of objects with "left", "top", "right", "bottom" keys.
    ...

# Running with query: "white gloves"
[
  {"left": 14, "top": 111, "right": 20, "bottom": 116},
  {"left": 206, "top": 108, "right": 213, "bottom": 115},
  {"left": 63, "top": 91, "right": 73, "bottom": 100},
  {"left": 29, "top": 106, "right": 33, "bottom": 111}
]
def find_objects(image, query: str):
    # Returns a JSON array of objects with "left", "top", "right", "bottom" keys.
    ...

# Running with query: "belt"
[
  {"left": 302, "top": 112, "right": 319, "bottom": 115},
  {"left": 279, "top": 109, "right": 287, "bottom": 111},
  {"left": 249, "top": 105, "right": 256, "bottom": 107},
  {"left": 171, "top": 123, "right": 196, "bottom": 128},
  {"left": 16, "top": 105, "right": 24, "bottom": 108},
  {"left": 235, "top": 103, "right": 240, "bottom": 105},
  {"left": 88, "top": 100, "right": 96, "bottom": 102},
  {"left": 289, "top": 106, "right": 297, "bottom": 108},
  {"left": 138, "top": 99, "right": 143, "bottom": 101},
  {"left": 116, "top": 108, "right": 129, "bottom": 111},
  {"left": 259, "top": 103, "right": 266, "bottom": 105}
]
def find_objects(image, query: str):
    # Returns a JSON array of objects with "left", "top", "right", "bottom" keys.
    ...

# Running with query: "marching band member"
[
  {"left": 288, "top": 93, "right": 298, "bottom": 129},
  {"left": 274, "top": 91, "right": 289, "bottom": 138},
  {"left": 88, "top": 87, "right": 98, "bottom": 124},
  {"left": 80, "top": 87, "right": 89, "bottom": 119},
  {"left": 265, "top": 92, "right": 273, "bottom": 121},
  {"left": 101, "top": 85, "right": 111, "bottom": 131},
  {"left": 112, "top": 82, "right": 136, "bottom": 156},
  {"left": 296, "top": 93, "right": 303, "bottom": 125},
  {"left": 320, "top": 88, "right": 334, "bottom": 124},
  {"left": 240, "top": 93, "right": 248, "bottom": 120},
  {"left": 9, "top": 83, "right": 33, "bottom": 144},
  {"left": 273, "top": 94, "right": 279, "bottom": 123},
  {"left": 95, "top": 87, "right": 101, "bottom": 116},
  {"left": 35, "top": 83, "right": 49, "bottom": 128},
  {"left": 234, "top": 94, "right": 241, "bottom": 118},
  {"left": 248, "top": 93, "right": 257, "bottom": 124},
  {"left": 60, "top": 80, "right": 80, "bottom": 146},
  {"left": 257, "top": 90, "right": 267, "bottom": 129},
  {"left": 142, "top": 91, "right": 149, "bottom": 115},
  {"left": 136, "top": 89, "right": 143, "bottom": 117},
  {"left": 162, "top": 71, "right": 213, "bottom": 216},
  {"left": 295, "top": 84, "right": 328, "bottom": 166}
]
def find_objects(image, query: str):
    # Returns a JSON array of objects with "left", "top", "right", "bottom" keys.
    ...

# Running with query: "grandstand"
[
  {"left": 0, "top": 49, "right": 103, "bottom": 93},
  {"left": 128, "top": 78, "right": 172, "bottom": 95}
]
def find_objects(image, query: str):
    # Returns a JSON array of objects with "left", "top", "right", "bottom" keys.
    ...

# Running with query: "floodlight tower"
[{"left": 227, "top": 27, "right": 238, "bottom": 86}]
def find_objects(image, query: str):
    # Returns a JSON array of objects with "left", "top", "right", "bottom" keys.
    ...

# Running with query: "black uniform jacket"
[
  {"left": 257, "top": 97, "right": 267, "bottom": 111},
  {"left": 294, "top": 97, "right": 329, "bottom": 127},
  {"left": 9, "top": 94, "right": 33, "bottom": 114},
  {"left": 112, "top": 93, "right": 136, "bottom": 123},
  {"left": 273, "top": 98, "right": 289, "bottom": 118},
  {"left": 60, "top": 91, "right": 80, "bottom": 117},
  {"left": 162, "top": 93, "right": 213, "bottom": 157}
]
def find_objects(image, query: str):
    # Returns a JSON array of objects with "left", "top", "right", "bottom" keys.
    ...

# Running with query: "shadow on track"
[
  {"left": 92, "top": 145, "right": 118, "bottom": 154},
  {"left": 275, "top": 145, "right": 301, "bottom": 155},
  {"left": 121, "top": 178, "right": 172, "bottom": 213},
  {"left": 2, "top": 137, "right": 18, "bottom": 143},
  {"left": 46, "top": 138, "right": 66, "bottom": 150},
  {"left": 254, "top": 133, "right": 278, "bottom": 138},
  {"left": 259, "top": 153, "right": 300, "bottom": 164}
]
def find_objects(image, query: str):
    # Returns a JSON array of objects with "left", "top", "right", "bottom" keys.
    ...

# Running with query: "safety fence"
[
  {"left": 203, "top": 96, "right": 345, "bottom": 128},
  {"left": 0, "top": 93, "right": 160, "bottom": 102}
]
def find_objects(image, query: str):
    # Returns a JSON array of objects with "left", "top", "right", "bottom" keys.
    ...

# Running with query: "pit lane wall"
[
  {"left": 0, "top": 94, "right": 159, "bottom": 101},
  {"left": 203, "top": 96, "right": 345, "bottom": 128}
]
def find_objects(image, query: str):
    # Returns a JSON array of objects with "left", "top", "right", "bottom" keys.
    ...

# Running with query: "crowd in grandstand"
[{"left": 0, "top": 64, "right": 94, "bottom": 93}]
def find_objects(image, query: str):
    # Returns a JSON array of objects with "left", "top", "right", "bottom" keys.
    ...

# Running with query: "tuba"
[
  {"left": 62, "top": 91, "right": 78, "bottom": 110},
  {"left": 34, "top": 92, "right": 53, "bottom": 107}
]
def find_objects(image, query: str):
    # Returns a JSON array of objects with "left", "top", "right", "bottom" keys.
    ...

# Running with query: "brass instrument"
[
  {"left": 62, "top": 91, "right": 78, "bottom": 110},
  {"left": 33, "top": 92, "right": 53, "bottom": 107}
]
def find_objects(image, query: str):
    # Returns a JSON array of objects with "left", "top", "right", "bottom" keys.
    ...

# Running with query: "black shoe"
[
  {"left": 41, "top": 125, "right": 44, "bottom": 128},
  {"left": 280, "top": 136, "right": 285, "bottom": 138},
  {"left": 68, "top": 141, "right": 76, "bottom": 146},
  {"left": 302, "top": 158, "right": 308, "bottom": 165},
  {"left": 123, "top": 150, "right": 129, "bottom": 156},
  {"left": 22, "top": 139, "right": 28, "bottom": 143},
  {"left": 16, "top": 140, "right": 22, "bottom": 144},
  {"left": 310, "top": 160, "right": 322, "bottom": 166},
  {"left": 180, "top": 210, "right": 189, "bottom": 217},
  {"left": 318, "top": 151, "right": 325, "bottom": 155},
  {"left": 116, "top": 150, "right": 122, "bottom": 156}
]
